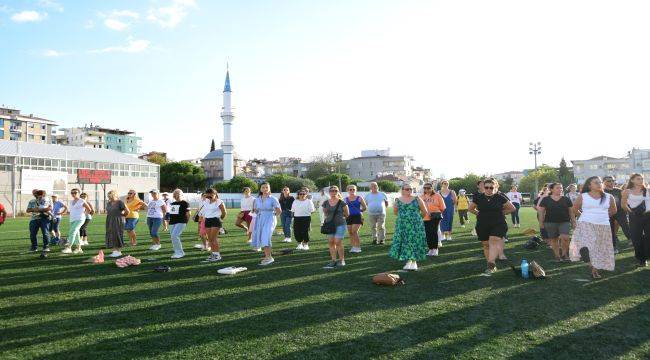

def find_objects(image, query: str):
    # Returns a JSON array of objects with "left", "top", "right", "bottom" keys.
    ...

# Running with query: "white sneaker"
[
  {"left": 350, "top": 247, "right": 362, "bottom": 253},
  {"left": 411, "top": 261, "right": 418, "bottom": 271},
  {"left": 338, "top": 260, "right": 346, "bottom": 266},
  {"left": 403, "top": 261, "right": 413, "bottom": 270},
  {"left": 302, "top": 244, "right": 310, "bottom": 251},
  {"left": 149, "top": 244, "right": 161, "bottom": 251},
  {"left": 109, "top": 251, "right": 122, "bottom": 258},
  {"left": 83, "top": 240, "right": 89, "bottom": 246},
  {"left": 296, "top": 243, "right": 304, "bottom": 250},
  {"left": 447, "top": 236, "right": 453, "bottom": 241},
  {"left": 61, "top": 247, "right": 72, "bottom": 254},
  {"left": 471, "top": 229, "right": 477, "bottom": 236},
  {"left": 246, "top": 239, "right": 252, "bottom": 244},
  {"left": 254, "top": 247, "right": 262, "bottom": 252},
  {"left": 205, "top": 253, "right": 222, "bottom": 262},
  {"left": 193, "top": 244, "right": 204, "bottom": 249},
  {"left": 73, "top": 248, "right": 83, "bottom": 254},
  {"left": 283, "top": 238, "right": 292, "bottom": 243},
  {"left": 461, "top": 225, "right": 466, "bottom": 228},
  {"left": 171, "top": 253, "right": 185, "bottom": 259},
  {"left": 431, "top": 249, "right": 439, "bottom": 257},
  {"left": 260, "top": 257, "right": 275, "bottom": 266}
]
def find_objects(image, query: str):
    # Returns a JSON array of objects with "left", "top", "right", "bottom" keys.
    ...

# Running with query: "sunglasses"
[
  {"left": 298, "top": 193, "right": 306, "bottom": 196},
  {"left": 484, "top": 186, "right": 494, "bottom": 190},
  {"left": 329, "top": 190, "right": 338, "bottom": 193},
  {"left": 423, "top": 186, "right": 432, "bottom": 189},
  {"left": 403, "top": 188, "right": 412, "bottom": 191}
]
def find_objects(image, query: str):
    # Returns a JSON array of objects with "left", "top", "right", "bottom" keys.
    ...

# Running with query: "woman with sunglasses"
[
  {"left": 202, "top": 188, "right": 227, "bottom": 262},
  {"left": 345, "top": 185, "right": 367, "bottom": 253},
  {"left": 421, "top": 182, "right": 446, "bottom": 257},
  {"left": 250, "top": 183, "right": 282, "bottom": 265},
  {"left": 322, "top": 186, "right": 350, "bottom": 269},
  {"left": 389, "top": 184, "right": 428, "bottom": 271},
  {"left": 125, "top": 190, "right": 146, "bottom": 246},
  {"left": 439, "top": 180, "right": 457, "bottom": 241},
  {"left": 538, "top": 183, "right": 576, "bottom": 261},
  {"left": 62, "top": 188, "right": 93, "bottom": 254},
  {"left": 468, "top": 178, "right": 516, "bottom": 276},
  {"left": 569, "top": 176, "right": 617, "bottom": 279},
  {"left": 291, "top": 189, "right": 316, "bottom": 250}
]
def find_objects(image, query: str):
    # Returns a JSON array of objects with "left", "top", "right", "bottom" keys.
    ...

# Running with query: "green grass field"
[{"left": 0, "top": 208, "right": 648, "bottom": 359}]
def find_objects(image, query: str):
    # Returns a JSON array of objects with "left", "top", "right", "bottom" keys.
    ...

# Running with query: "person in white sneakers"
[
  {"left": 365, "top": 182, "right": 389, "bottom": 245},
  {"left": 421, "top": 182, "right": 446, "bottom": 257},
  {"left": 146, "top": 189, "right": 167, "bottom": 251},
  {"left": 202, "top": 188, "right": 227, "bottom": 262},
  {"left": 79, "top": 192, "right": 94, "bottom": 246},
  {"left": 236, "top": 187, "right": 255, "bottom": 243},
  {"left": 345, "top": 185, "right": 367, "bottom": 253},
  {"left": 250, "top": 183, "right": 282, "bottom": 265},
  {"left": 105, "top": 190, "right": 130, "bottom": 258},
  {"left": 292, "top": 189, "right": 315, "bottom": 250},
  {"left": 389, "top": 184, "right": 428, "bottom": 271},
  {"left": 506, "top": 185, "right": 523, "bottom": 228},
  {"left": 169, "top": 189, "right": 191, "bottom": 259},
  {"left": 62, "top": 188, "right": 92, "bottom": 254}
]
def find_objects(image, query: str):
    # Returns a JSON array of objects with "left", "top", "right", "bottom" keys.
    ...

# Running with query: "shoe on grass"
[
  {"left": 43, "top": 246, "right": 51, "bottom": 252},
  {"left": 324, "top": 261, "right": 337, "bottom": 269},
  {"left": 283, "top": 238, "right": 292, "bottom": 243},
  {"left": 296, "top": 243, "right": 304, "bottom": 250},
  {"left": 171, "top": 253, "right": 185, "bottom": 259},
  {"left": 73, "top": 248, "right": 83, "bottom": 254},
  {"left": 149, "top": 244, "right": 161, "bottom": 251},
  {"left": 302, "top": 244, "right": 310, "bottom": 251},
  {"left": 109, "top": 251, "right": 122, "bottom": 258},
  {"left": 61, "top": 247, "right": 72, "bottom": 254},
  {"left": 338, "top": 260, "right": 346, "bottom": 266},
  {"left": 431, "top": 249, "right": 439, "bottom": 257},
  {"left": 260, "top": 257, "right": 275, "bottom": 266},
  {"left": 205, "top": 253, "right": 222, "bottom": 262},
  {"left": 193, "top": 244, "right": 204, "bottom": 249}
]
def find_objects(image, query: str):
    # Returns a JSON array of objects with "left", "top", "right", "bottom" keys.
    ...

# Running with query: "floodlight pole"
[{"left": 529, "top": 141, "right": 542, "bottom": 198}]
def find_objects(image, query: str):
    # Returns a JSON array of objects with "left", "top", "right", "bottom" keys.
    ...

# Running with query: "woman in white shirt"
[
  {"left": 570, "top": 176, "right": 617, "bottom": 279},
  {"left": 62, "top": 188, "right": 93, "bottom": 254},
  {"left": 235, "top": 187, "right": 255, "bottom": 243},
  {"left": 621, "top": 173, "right": 650, "bottom": 267},
  {"left": 506, "top": 185, "right": 523, "bottom": 228},
  {"left": 291, "top": 189, "right": 316, "bottom": 250},
  {"left": 146, "top": 190, "right": 167, "bottom": 251},
  {"left": 202, "top": 188, "right": 227, "bottom": 263}
]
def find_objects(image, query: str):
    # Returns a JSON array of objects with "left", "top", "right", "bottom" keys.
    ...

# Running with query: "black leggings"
[
  {"left": 424, "top": 218, "right": 442, "bottom": 249},
  {"left": 629, "top": 213, "right": 650, "bottom": 263},
  {"left": 79, "top": 218, "right": 91, "bottom": 237},
  {"left": 293, "top": 216, "right": 311, "bottom": 242}
]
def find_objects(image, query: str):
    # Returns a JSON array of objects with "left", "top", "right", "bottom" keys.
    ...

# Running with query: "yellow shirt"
[
  {"left": 126, "top": 198, "right": 145, "bottom": 219},
  {"left": 457, "top": 195, "right": 469, "bottom": 210}
]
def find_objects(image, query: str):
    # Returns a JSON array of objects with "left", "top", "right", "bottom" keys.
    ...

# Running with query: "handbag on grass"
[{"left": 320, "top": 200, "right": 342, "bottom": 235}]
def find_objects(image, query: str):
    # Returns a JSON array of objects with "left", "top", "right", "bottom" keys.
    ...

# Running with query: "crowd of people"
[{"left": 17, "top": 173, "right": 650, "bottom": 278}]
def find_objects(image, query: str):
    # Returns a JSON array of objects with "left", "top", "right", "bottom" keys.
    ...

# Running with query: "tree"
[
  {"left": 304, "top": 162, "right": 333, "bottom": 182},
  {"left": 315, "top": 173, "right": 351, "bottom": 190},
  {"left": 160, "top": 162, "right": 207, "bottom": 192},
  {"left": 266, "top": 174, "right": 316, "bottom": 192},
  {"left": 518, "top": 165, "right": 559, "bottom": 194},
  {"left": 147, "top": 153, "right": 168, "bottom": 166},
  {"left": 377, "top": 180, "right": 400, "bottom": 192},
  {"left": 448, "top": 173, "right": 483, "bottom": 194},
  {"left": 213, "top": 176, "right": 258, "bottom": 193},
  {"left": 501, "top": 175, "right": 515, "bottom": 191},
  {"left": 558, "top": 157, "right": 574, "bottom": 187},
  {"left": 210, "top": 139, "right": 216, "bottom": 152}
]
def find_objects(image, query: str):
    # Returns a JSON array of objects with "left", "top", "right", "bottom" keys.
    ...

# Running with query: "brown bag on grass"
[
  {"left": 372, "top": 273, "right": 405, "bottom": 286},
  {"left": 530, "top": 260, "right": 546, "bottom": 278}
]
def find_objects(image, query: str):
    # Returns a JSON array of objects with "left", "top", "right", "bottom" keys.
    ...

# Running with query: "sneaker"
[
  {"left": 246, "top": 239, "right": 252, "bottom": 244},
  {"left": 73, "top": 248, "right": 83, "bottom": 254},
  {"left": 149, "top": 244, "right": 161, "bottom": 251},
  {"left": 403, "top": 261, "right": 413, "bottom": 270},
  {"left": 480, "top": 268, "right": 495, "bottom": 277},
  {"left": 260, "top": 257, "right": 275, "bottom": 266},
  {"left": 504, "top": 238, "right": 509, "bottom": 243},
  {"left": 109, "top": 251, "right": 122, "bottom": 258},
  {"left": 350, "top": 247, "right": 362, "bottom": 253},
  {"left": 193, "top": 244, "right": 204, "bottom": 249},
  {"left": 411, "top": 261, "right": 418, "bottom": 271},
  {"left": 438, "top": 241, "right": 443, "bottom": 248},
  {"left": 338, "top": 260, "right": 346, "bottom": 266},
  {"left": 61, "top": 247, "right": 72, "bottom": 254},
  {"left": 427, "top": 249, "right": 434, "bottom": 257},
  {"left": 447, "top": 236, "right": 453, "bottom": 241},
  {"left": 471, "top": 229, "right": 477, "bottom": 236},
  {"left": 82, "top": 240, "right": 89, "bottom": 246},
  {"left": 205, "top": 253, "right": 222, "bottom": 262},
  {"left": 324, "top": 261, "right": 337, "bottom": 269},
  {"left": 254, "top": 247, "right": 262, "bottom": 252},
  {"left": 461, "top": 225, "right": 466, "bottom": 228},
  {"left": 29, "top": 247, "right": 38, "bottom": 252},
  {"left": 431, "top": 249, "right": 439, "bottom": 257},
  {"left": 171, "top": 253, "right": 185, "bottom": 259},
  {"left": 43, "top": 246, "right": 51, "bottom": 252},
  {"left": 283, "top": 237, "right": 292, "bottom": 243},
  {"left": 296, "top": 243, "right": 304, "bottom": 250},
  {"left": 302, "top": 244, "right": 310, "bottom": 251}
]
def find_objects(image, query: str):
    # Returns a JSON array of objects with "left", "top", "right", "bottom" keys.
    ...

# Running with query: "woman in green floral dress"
[{"left": 389, "top": 184, "right": 429, "bottom": 271}]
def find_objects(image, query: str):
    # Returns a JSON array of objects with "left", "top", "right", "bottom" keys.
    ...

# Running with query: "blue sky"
[{"left": 2, "top": 1, "right": 650, "bottom": 177}]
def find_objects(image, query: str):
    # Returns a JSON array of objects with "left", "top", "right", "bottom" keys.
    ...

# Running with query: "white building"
[
  {"left": 0, "top": 106, "right": 57, "bottom": 144},
  {"left": 347, "top": 149, "right": 415, "bottom": 180},
  {"left": 572, "top": 155, "right": 633, "bottom": 184},
  {"left": 492, "top": 170, "right": 525, "bottom": 184}
]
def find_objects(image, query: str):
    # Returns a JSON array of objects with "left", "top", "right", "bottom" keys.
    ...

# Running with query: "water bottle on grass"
[{"left": 521, "top": 259, "right": 529, "bottom": 279}]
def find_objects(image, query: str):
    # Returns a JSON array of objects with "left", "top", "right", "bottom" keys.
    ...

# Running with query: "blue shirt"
[
  {"left": 52, "top": 201, "right": 65, "bottom": 219},
  {"left": 365, "top": 192, "right": 388, "bottom": 215}
]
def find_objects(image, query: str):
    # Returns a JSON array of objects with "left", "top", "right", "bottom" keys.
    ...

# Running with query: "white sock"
[{"left": 212, "top": 252, "right": 220, "bottom": 256}]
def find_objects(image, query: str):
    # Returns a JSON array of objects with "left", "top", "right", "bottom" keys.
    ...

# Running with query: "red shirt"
[{"left": 0, "top": 203, "right": 5, "bottom": 224}]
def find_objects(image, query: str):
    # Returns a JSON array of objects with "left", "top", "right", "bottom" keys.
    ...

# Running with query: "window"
[
  {"left": 28, "top": 135, "right": 35, "bottom": 140},
  {"left": 0, "top": 130, "right": 4, "bottom": 138},
  {"left": 41, "top": 135, "right": 46, "bottom": 141},
  {"left": 588, "top": 164, "right": 599, "bottom": 170},
  {"left": 28, "top": 122, "right": 35, "bottom": 128},
  {"left": 41, "top": 124, "right": 46, "bottom": 130}
]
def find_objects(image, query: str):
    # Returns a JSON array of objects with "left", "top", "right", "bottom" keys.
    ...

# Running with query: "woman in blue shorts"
[{"left": 322, "top": 186, "right": 350, "bottom": 269}]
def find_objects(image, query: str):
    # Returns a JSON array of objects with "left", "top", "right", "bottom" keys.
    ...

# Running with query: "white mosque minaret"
[{"left": 220, "top": 68, "right": 234, "bottom": 181}]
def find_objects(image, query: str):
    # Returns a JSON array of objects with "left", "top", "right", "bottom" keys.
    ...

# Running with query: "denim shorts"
[
  {"left": 332, "top": 224, "right": 346, "bottom": 239},
  {"left": 125, "top": 218, "right": 139, "bottom": 231}
]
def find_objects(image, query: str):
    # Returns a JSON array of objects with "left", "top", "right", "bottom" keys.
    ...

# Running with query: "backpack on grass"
[{"left": 372, "top": 273, "right": 405, "bottom": 286}]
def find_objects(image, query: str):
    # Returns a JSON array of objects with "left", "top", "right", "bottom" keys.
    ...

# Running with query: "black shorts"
[
  {"left": 476, "top": 221, "right": 508, "bottom": 241},
  {"left": 204, "top": 217, "right": 223, "bottom": 229},
  {"left": 346, "top": 214, "right": 363, "bottom": 225},
  {"left": 164, "top": 213, "right": 171, "bottom": 221}
]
